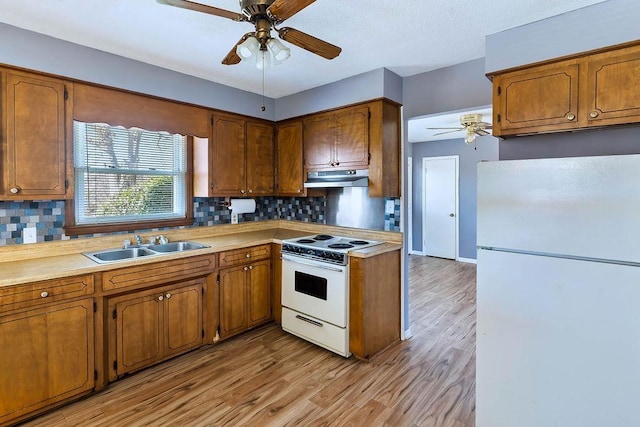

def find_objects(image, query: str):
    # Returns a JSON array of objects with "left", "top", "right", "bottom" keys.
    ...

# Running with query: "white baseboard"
[
  {"left": 409, "top": 250, "right": 427, "bottom": 256},
  {"left": 457, "top": 257, "right": 477, "bottom": 264},
  {"left": 401, "top": 328, "right": 412, "bottom": 340}
]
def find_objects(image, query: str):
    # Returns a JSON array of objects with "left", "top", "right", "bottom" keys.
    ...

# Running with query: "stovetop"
[{"left": 281, "top": 234, "right": 383, "bottom": 265}]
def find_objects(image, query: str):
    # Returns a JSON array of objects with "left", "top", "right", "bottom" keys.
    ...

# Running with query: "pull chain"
[{"left": 261, "top": 51, "right": 266, "bottom": 112}]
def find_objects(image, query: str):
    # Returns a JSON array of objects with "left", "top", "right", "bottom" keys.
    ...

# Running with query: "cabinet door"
[
  {"left": 211, "top": 113, "right": 246, "bottom": 195},
  {"left": 246, "top": 120, "right": 275, "bottom": 195},
  {"left": 3, "top": 71, "right": 70, "bottom": 198},
  {"left": 585, "top": 45, "right": 640, "bottom": 126},
  {"left": 276, "top": 120, "right": 305, "bottom": 196},
  {"left": 219, "top": 266, "right": 248, "bottom": 338},
  {"left": 248, "top": 259, "right": 271, "bottom": 326},
  {"left": 303, "top": 113, "right": 334, "bottom": 170},
  {"left": 164, "top": 282, "right": 203, "bottom": 358},
  {"left": 115, "top": 292, "right": 164, "bottom": 376},
  {"left": 0, "top": 299, "right": 94, "bottom": 424},
  {"left": 493, "top": 61, "right": 580, "bottom": 136},
  {"left": 334, "top": 106, "right": 369, "bottom": 168}
]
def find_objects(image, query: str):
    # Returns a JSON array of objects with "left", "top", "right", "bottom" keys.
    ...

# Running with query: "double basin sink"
[{"left": 84, "top": 241, "right": 209, "bottom": 264}]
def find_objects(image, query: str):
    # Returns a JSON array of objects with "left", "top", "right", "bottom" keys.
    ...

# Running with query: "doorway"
[{"left": 422, "top": 156, "right": 459, "bottom": 259}]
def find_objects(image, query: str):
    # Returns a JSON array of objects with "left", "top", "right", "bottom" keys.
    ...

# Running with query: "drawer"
[
  {"left": 218, "top": 244, "right": 271, "bottom": 268},
  {"left": 102, "top": 254, "right": 216, "bottom": 292},
  {"left": 0, "top": 275, "right": 94, "bottom": 312},
  {"left": 281, "top": 307, "right": 349, "bottom": 357}
]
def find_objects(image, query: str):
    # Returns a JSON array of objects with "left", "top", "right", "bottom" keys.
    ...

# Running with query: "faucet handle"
[
  {"left": 123, "top": 239, "right": 131, "bottom": 249},
  {"left": 148, "top": 236, "right": 157, "bottom": 245},
  {"left": 158, "top": 234, "right": 169, "bottom": 245}
]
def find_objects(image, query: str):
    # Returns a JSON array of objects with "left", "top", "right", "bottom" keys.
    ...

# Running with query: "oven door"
[{"left": 281, "top": 254, "right": 348, "bottom": 327}]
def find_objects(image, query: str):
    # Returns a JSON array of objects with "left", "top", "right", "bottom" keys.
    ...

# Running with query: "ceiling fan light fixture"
[
  {"left": 236, "top": 36, "right": 260, "bottom": 59},
  {"left": 267, "top": 38, "right": 291, "bottom": 63},
  {"left": 255, "top": 49, "right": 272, "bottom": 70},
  {"left": 464, "top": 128, "right": 476, "bottom": 145}
]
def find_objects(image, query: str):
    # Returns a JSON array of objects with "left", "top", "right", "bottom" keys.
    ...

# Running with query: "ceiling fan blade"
[
  {"left": 156, "top": 0, "right": 246, "bottom": 21},
  {"left": 475, "top": 129, "right": 491, "bottom": 136},
  {"left": 278, "top": 27, "right": 341, "bottom": 60},
  {"left": 426, "top": 127, "right": 465, "bottom": 130},
  {"left": 433, "top": 130, "right": 463, "bottom": 136},
  {"left": 222, "top": 33, "right": 253, "bottom": 65},
  {"left": 268, "top": 0, "right": 315, "bottom": 23}
]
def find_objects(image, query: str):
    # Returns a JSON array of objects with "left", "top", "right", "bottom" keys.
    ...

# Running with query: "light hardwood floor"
[{"left": 24, "top": 256, "right": 476, "bottom": 427}]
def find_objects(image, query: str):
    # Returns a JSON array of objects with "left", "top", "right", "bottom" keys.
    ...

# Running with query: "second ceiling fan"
[{"left": 157, "top": 0, "right": 342, "bottom": 65}]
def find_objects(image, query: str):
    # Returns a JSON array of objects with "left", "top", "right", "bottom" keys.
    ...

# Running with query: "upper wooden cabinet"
[
  {"left": 303, "top": 105, "right": 369, "bottom": 171},
  {"left": 195, "top": 112, "right": 274, "bottom": 197},
  {"left": 1, "top": 70, "right": 72, "bottom": 199},
  {"left": 276, "top": 120, "right": 305, "bottom": 196},
  {"left": 490, "top": 42, "right": 640, "bottom": 137},
  {"left": 301, "top": 99, "right": 400, "bottom": 197}
]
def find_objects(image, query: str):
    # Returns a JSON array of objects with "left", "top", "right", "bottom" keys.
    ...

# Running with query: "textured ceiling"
[{"left": 0, "top": 0, "right": 606, "bottom": 98}]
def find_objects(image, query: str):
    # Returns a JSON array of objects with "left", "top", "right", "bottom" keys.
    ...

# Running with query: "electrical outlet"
[
  {"left": 23, "top": 227, "right": 37, "bottom": 244},
  {"left": 231, "top": 213, "right": 238, "bottom": 224},
  {"left": 385, "top": 199, "right": 395, "bottom": 215}
]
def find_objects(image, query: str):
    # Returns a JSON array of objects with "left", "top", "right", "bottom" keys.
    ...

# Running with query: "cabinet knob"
[
  {"left": 246, "top": 253, "right": 251, "bottom": 258},
  {"left": 165, "top": 293, "right": 172, "bottom": 299},
  {"left": 158, "top": 295, "right": 164, "bottom": 301},
  {"left": 297, "top": 189, "right": 302, "bottom": 193},
  {"left": 566, "top": 113, "right": 576, "bottom": 121},
  {"left": 249, "top": 265, "right": 253, "bottom": 270},
  {"left": 248, "top": 189, "right": 253, "bottom": 194},
  {"left": 9, "top": 187, "right": 20, "bottom": 194},
  {"left": 40, "top": 291, "right": 49, "bottom": 298},
  {"left": 335, "top": 161, "right": 340, "bottom": 166},
  {"left": 243, "top": 266, "right": 248, "bottom": 271},
  {"left": 589, "top": 111, "right": 600, "bottom": 118},
  {"left": 240, "top": 189, "right": 246, "bottom": 194}
]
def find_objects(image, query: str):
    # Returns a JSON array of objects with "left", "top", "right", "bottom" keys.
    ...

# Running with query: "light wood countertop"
[{"left": 0, "top": 220, "right": 403, "bottom": 288}]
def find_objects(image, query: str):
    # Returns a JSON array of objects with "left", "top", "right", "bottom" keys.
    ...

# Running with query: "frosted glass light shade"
[
  {"left": 267, "top": 38, "right": 291, "bottom": 63},
  {"left": 236, "top": 37, "right": 260, "bottom": 59}
]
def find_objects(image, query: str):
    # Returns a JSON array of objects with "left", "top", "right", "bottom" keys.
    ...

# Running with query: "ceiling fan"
[
  {"left": 426, "top": 113, "right": 492, "bottom": 144},
  {"left": 156, "top": 0, "right": 342, "bottom": 66}
]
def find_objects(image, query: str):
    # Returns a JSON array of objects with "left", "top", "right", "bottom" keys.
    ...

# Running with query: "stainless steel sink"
[
  {"left": 148, "top": 241, "right": 209, "bottom": 253},
  {"left": 83, "top": 241, "right": 209, "bottom": 263},
  {"left": 84, "top": 247, "right": 157, "bottom": 263}
]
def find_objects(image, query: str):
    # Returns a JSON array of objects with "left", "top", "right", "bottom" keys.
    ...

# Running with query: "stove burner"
[
  {"left": 296, "top": 239, "right": 316, "bottom": 244},
  {"left": 314, "top": 234, "right": 333, "bottom": 241},
  {"left": 328, "top": 243, "right": 355, "bottom": 249},
  {"left": 349, "top": 240, "right": 369, "bottom": 245}
]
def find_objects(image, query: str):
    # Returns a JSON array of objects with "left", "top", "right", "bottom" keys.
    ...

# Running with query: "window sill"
[{"left": 64, "top": 217, "right": 194, "bottom": 237}]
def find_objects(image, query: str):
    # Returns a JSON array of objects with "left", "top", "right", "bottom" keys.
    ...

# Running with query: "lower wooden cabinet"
[
  {"left": 0, "top": 298, "right": 94, "bottom": 425},
  {"left": 108, "top": 280, "right": 203, "bottom": 378},
  {"left": 219, "top": 258, "right": 272, "bottom": 339}
]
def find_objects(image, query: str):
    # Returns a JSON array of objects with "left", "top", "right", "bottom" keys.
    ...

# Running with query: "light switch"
[{"left": 23, "top": 227, "right": 37, "bottom": 244}]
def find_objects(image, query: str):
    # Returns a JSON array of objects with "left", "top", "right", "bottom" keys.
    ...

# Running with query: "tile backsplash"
[{"left": 0, "top": 196, "right": 400, "bottom": 246}]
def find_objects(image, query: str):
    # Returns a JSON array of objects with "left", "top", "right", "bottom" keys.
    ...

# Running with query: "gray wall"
[
  {"left": 0, "top": 23, "right": 275, "bottom": 119},
  {"left": 274, "top": 67, "right": 403, "bottom": 120},
  {"left": 403, "top": 58, "right": 494, "bottom": 259},
  {"left": 485, "top": 0, "right": 640, "bottom": 74},
  {"left": 411, "top": 137, "right": 498, "bottom": 259}
]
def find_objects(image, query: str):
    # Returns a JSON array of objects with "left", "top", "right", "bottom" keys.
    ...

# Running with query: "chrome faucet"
[
  {"left": 135, "top": 235, "right": 143, "bottom": 246},
  {"left": 158, "top": 234, "right": 169, "bottom": 245}
]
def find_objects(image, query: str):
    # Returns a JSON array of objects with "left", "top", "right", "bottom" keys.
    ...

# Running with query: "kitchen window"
[{"left": 65, "top": 121, "right": 193, "bottom": 235}]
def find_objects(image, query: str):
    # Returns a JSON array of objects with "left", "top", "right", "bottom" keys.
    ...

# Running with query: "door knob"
[{"left": 449, "top": 213, "right": 455, "bottom": 217}]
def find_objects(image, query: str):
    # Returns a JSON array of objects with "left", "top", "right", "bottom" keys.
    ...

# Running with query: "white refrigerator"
[{"left": 476, "top": 154, "right": 640, "bottom": 427}]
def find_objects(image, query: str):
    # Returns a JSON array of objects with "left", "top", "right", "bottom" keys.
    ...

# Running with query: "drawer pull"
[
  {"left": 243, "top": 266, "right": 248, "bottom": 271},
  {"left": 249, "top": 265, "right": 253, "bottom": 270},
  {"left": 295, "top": 314, "right": 323, "bottom": 327},
  {"left": 40, "top": 291, "right": 49, "bottom": 298},
  {"left": 165, "top": 293, "right": 172, "bottom": 299},
  {"left": 245, "top": 253, "right": 251, "bottom": 258},
  {"left": 158, "top": 295, "right": 164, "bottom": 301}
]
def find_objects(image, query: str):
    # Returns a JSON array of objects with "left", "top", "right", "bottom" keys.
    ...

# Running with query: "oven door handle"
[
  {"left": 295, "top": 314, "right": 324, "bottom": 327},
  {"left": 282, "top": 254, "right": 345, "bottom": 272}
]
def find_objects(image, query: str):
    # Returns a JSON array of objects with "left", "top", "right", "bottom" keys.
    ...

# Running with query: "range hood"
[{"left": 304, "top": 169, "right": 369, "bottom": 188}]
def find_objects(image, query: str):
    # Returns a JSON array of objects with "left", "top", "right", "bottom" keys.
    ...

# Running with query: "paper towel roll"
[{"left": 229, "top": 198, "right": 256, "bottom": 214}]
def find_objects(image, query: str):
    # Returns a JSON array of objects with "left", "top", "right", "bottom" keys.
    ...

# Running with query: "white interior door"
[{"left": 423, "top": 156, "right": 458, "bottom": 259}]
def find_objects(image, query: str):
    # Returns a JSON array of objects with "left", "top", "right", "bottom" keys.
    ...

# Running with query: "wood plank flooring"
[{"left": 23, "top": 255, "right": 476, "bottom": 427}]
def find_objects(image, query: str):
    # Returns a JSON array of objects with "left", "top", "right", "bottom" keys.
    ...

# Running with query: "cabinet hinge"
[
  {"left": 497, "top": 114, "right": 501, "bottom": 123},
  {"left": 497, "top": 86, "right": 502, "bottom": 96},
  {"left": 217, "top": 273, "right": 220, "bottom": 283},
  {"left": 202, "top": 329, "right": 205, "bottom": 338},
  {"left": 113, "top": 361, "right": 118, "bottom": 371},
  {"left": 93, "top": 302, "right": 97, "bottom": 313},
  {"left": 94, "top": 370, "right": 98, "bottom": 381},
  {"left": 368, "top": 111, "right": 371, "bottom": 119},
  {"left": 64, "top": 88, "right": 69, "bottom": 100},
  {"left": 211, "top": 117, "right": 214, "bottom": 126},
  {"left": 368, "top": 152, "right": 371, "bottom": 161},
  {"left": 65, "top": 179, "right": 69, "bottom": 190},
  {"left": 112, "top": 309, "right": 117, "bottom": 319},
  {"left": 202, "top": 287, "right": 205, "bottom": 296}
]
